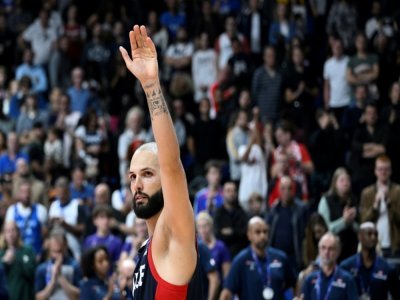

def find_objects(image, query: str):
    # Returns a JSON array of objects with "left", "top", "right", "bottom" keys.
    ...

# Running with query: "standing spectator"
[
  {"left": 35, "top": 231, "right": 81, "bottom": 300},
  {"left": 359, "top": 155, "right": 400, "bottom": 258},
  {"left": 300, "top": 233, "right": 358, "bottom": 299},
  {"left": 214, "top": 181, "right": 248, "bottom": 257},
  {"left": 318, "top": 168, "right": 359, "bottom": 261},
  {"left": 0, "top": 131, "right": 28, "bottom": 175},
  {"left": 323, "top": 37, "right": 351, "bottom": 120},
  {"left": 191, "top": 32, "right": 218, "bottom": 103},
  {"left": 22, "top": 9, "right": 58, "bottom": 67},
  {"left": 69, "top": 166, "right": 95, "bottom": 204},
  {"left": 5, "top": 181, "right": 47, "bottom": 256},
  {"left": 226, "top": 37, "right": 253, "bottom": 90},
  {"left": 15, "top": 48, "right": 48, "bottom": 95},
  {"left": 197, "top": 242, "right": 220, "bottom": 300},
  {"left": 268, "top": 3, "right": 297, "bottom": 53},
  {"left": 302, "top": 213, "right": 328, "bottom": 267},
  {"left": 326, "top": 0, "right": 358, "bottom": 50},
  {"left": 193, "top": 1, "right": 221, "bottom": 46},
  {"left": 83, "top": 205, "right": 123, "bottom": 264},
  {"left": 159, "top": 0, "right": 186, "bottom": 40},
  {"left": 350, "top": 103, "right": 388, "bottom": 194},
  {"left": 67, "top": 67, "right": 93, "bottom": 115},
  {"left": 268, "top": 176, "right": 308, "bottom": 271},
  {"left": 220, "top": 217, "right": 296, "bottom": 300},
  {"left": 251, "top": 46, "right": 283, "bottom": 124},
  {"left": 346, "top": 32, "right": 379, "bottom": 99},
  {"left": 340, "top": 222, "right": 399, "bottom": 299},
  {"left": 0, "top": 221, "right": 36, "bottom": 300},
  {"left": 196, "top": 212, "right": 231, "bottom": 281},
  {"left": 49, "top": 177, "right": 86, "bottom": 260},
  {"left": 193, "top": 160, "right": 224, "bottom": 216},
  {"left": 48, "top": 35, "right": 73, "bottom": 90}
]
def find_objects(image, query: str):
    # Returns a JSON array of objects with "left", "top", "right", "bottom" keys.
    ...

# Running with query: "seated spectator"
[
  {"left": 83, "top": 205, "right": 123, "bottom": 265},
  {"left": 0, "top": 131, "right": 28, "bottom": 176},
  {"left": 267, "top": 176, "right": 308, "bottom": 271},
  {"left": 247, "top": 192, "right": 266, "bottom": 218},
  {"left": 5, "top": 180, "right": 47, "bottom": 257},
  {"left": 193, "top": 160, "right": 224, "bottom": 216},
  {"left": 67, "top": 67, "right": 93, "bottom": 115},
  {"left": 340, "top": 222, "right": 399, "bottom": 299},
  {"left": 117, "top": 258, "right": 135, "bottom": 300},
  {"left": 119, "top": 217, "right": 148, "bottom": 264},
  {"left": 49, "top": 177, "right": 86, "bottom": 260},
  {"left": 80, "top": 246, "right": 121, "bottom": 300},
  {"left": 268, "top": 3, "right": 297, "bottom": 52},
  {"left": 214, "top": 181, "right": 248, "bottom": 257},
  {"left": 44, "top": 127, "right": 63, "bottom": 184},
  {"left": 111, "top": 170, "right": 134, "bottom": 217},
  {"left": 196, "top": 211, "right": 231, "bottom": 282},
  {"left": 318, "top": 168, "right": 358, "bottom": 261},
  {"left": 35, "top": 230, "right": 81, "bottom": 300},
  {"left": 69, "top": 166, "right": 94, "bottom": 205},
  {"left": 359, "top": 155, "right": 400, "bottom": 258},
  {"left": 302, "top": 213, "right": 328, "bottom": 267},
  {"left": 0, "top": 221, "right": 36, "bottom": 300},
  {"left": 16, "top": 93, "right": 49, "bottom": 136}
]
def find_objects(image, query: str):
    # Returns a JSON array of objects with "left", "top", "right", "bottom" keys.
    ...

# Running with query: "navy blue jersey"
[
  {"left": 224, "top": 246, "right": 296, "bottom": 300},
  {"left": 301, "top": 266, "right": 358, "bottom": 300},
  {"left": 340, "top": 254, "right": 400, "bottom": 300},
  {"left": 132, "top": 239, "right": 204, "bottom": 300}
]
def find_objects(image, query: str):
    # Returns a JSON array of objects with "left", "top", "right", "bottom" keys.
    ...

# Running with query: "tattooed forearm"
[{"left": 144, "top": 83, "right": 168, "bottom": 118}]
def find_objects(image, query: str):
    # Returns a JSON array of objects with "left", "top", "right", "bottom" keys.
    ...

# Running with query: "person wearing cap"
[
  {"left": 300, "top": 232, "right": 358, "bottom": 299},
  {"left": 220, "top": 217, "right": 296, "bottom": 300},
  {"left": 340, "top": 222, "right": 399, "bottom": 300}
]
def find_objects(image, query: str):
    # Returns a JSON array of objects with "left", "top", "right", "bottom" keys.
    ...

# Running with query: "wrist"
[{"left": 141, "top": 79, "right": 160, "bottom": 90}]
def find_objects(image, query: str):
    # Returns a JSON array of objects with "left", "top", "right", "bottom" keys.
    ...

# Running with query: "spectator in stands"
[
  {"left": 5, "top": 180, "right": 47, "bottom": 256},
  {"left": 49, "top": 177, "right": 86, "bottom": 260},
  {"left": 15, "top": 48, "right": 48, "bottom": 95},
  {"left": 16, "top": 93, "right": 49, "bottom": 135},
  {"left": 252, "top": 45, "right": 283, "bottom": 124},
  {"left": 196, "top": 211, "right": 231, "bottom": 281},
  {"left": 323, "top": 37, "right": 351, "bottom": 121},
  {"left": 350, "top": 103, "right": 388, "bottom": 194},
  {"left": 146, "top": 11, "right": 168, "bottom": 55},
  {"left": 48, "top": 35, "right": 73, "bottom": 90},
  {"left": 318, "top": 167, "right": 358, "bottom": 261},
  {"left": 193, "top": 0, "right": 221, "bottom": 44},
  {"left": 80, "top": 246, "right": 121, "bottom": 300},
  {"left": 211, "top": 0, "right": 241, "bottom": 17},
  {"left": 83, "top": 205, "right": 123, "bottom": 264},
  {"left": 220, "top": 217, "right": 296, "bottom": 300},
  {"left": 197, "top": 242, "right": 220, "bottom": 300},
  {"left": 191, "top": 32, "right": 218, "bottom": 103},
  {"left": 119, "top": 217, "right": 148, "bottom": 264},
  {"left": 112, "top": 170, "right": 134, "bottom": 217},
  {"left": 193, "top": 160, "right": 224, "bottom": 216},
  {"left": 302, "top": 213, "right": 328, "bottom": 267},
  {"left": 69, "top": 165, "right": 94, "bottom": 204},
  {"left": 268, "top": 3, "right": 297, "bottom": 53},
  {"left": 340, "top": 222, "right": 399, "bottom": 299},
  {"left": 214, "top": 181, "right": 248, "bottom": 257},
  {"left": 0, "top": 131, "right": 28, "bottom": 175},
  {"left": 365, "top": 1, "right": 396, "bottom": 42},
  {"left": 117, "top": 258, "right": 135, "bottom": 300},
  {"left": 159, "top": 0, "right": 186, "bottom": 40},
  {"left": 300, "top": 232, "right": 358, "bottom": 299},
  {"left": 67, "top": 67, "right": 92, "bottom": 115},
  {"left": 35, "top": 230, "right": 81, "bottom": 300},
  {"left": 273, "top": 120, "right": 314, "bottom": 201},
  {"left": 0, "top": 221, "right": 36, "bottom": 300},
  {"left": 267, "top": 176, "right": 308, "bottom": 271},
  {"left": 247, "top": 192, "right": 266, "bottom": 218},
  {"left": 359, "top": 155, "right": 400, "bottom": 258},
  {"left": 346, "top": 32, "right": 380, "bottom": 100}
]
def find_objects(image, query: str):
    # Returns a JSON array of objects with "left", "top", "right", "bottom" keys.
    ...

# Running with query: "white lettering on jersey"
[{"left": 133, "top": 264, "right": 146, "bottom": 294}]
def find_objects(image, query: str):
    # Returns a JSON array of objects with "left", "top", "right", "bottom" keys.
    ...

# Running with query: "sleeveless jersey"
[
  {"left": 132, "top": 239, "right": 204, "bottom": 300},
  {"left": 14, "top": 204, "right": 42, "bottom": 254}
]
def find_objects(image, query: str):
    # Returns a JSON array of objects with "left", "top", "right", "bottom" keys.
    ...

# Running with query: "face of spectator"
[
  {"left": 225, "top": 17, "right": 236, "bottom": 35},
  {"left": 223, "top": 182, "right": 237, "bottom": 205},
  {"left": 277, "top": 4, "right": 287, "bottom": 20},
  {"left": 249, "top": 0, "right": 259, "bottom": 11},
  {"left": 355, "top": 86, "right": 367, "bottom": 103},
  {"left": 292, "top": 48, "right": 303, "bottom": 66},
  {"left": 318, "top": 234, "right": 339, "bottom": 267},
  {"left": 94, "top": 213, "right": 111, "bottom": 232},
  {"left": 196, "top": 218, "right": 212, "bottom": 241},
  {"left": 130, "top": 150, "right": 164, "bottom": 219},
  {"left": 118, "top": 260, "right": 135, "bottom": 290},
  {"left": 57, "top": 186, "right": 70, "bottom": 204},
  {"left": 7, "top": 132, "right": 18, "bottom": 153},
  {"left": 248, "top": 195, "right": 262, "bottom": 215},
  {"left": 364, "top": 106, "right": 378, "bottom": 126},
  {"left": 238, "top": 90, "right": 251, "bottom": 109},
  {"left": 94, "top": 249, "right": 110, "bottom": 279},
  {"left": 95, "top": 185, "right": 110, "bottom": 205},
  {"left": 16, "top": 158, "right": 29, "bottom": 177},
  {"left": 49, "top": 238, "right": 64, "bottom": 261},
  {"left": 71, "top": 68, "right": 84, "bottom": 86},
  {"left": 176, "top": 28, "right": 187, "bottom": 42},
  {"left": 172, "top": 99, "right": 184, "bottom": 118},
  {"left": 359, "top": 227, "right": 378, "bottom": 251},
  {"left": 59, "top": 94, "right": 70, "bottom": 112},
  {"left": 23, "top": 49, "right": 33, "bottom": 64},
  {"left": 390, "top": 82, "right": 400, "bottom": 104},
  {"left": 39, "top": 10, "right": 49, "bottom": 27},
  {"left": 3, "top": 222, "right": 19, "bottom": 247},
  {"left": 199, "top": 33, "right": 209, "bottom": 49},
  {"left": 247, "top": 219, "right": 269, "bottom": 251},
  {"left": 236, "top": 111, "right": 248, "bottom": 129},
  {"left": 198, "top": 99, "right": 210, "bottom": 116},
  {"left": 275, "top": 128, "right": 291, "bottom": 147},
  {"left": 313, "top": 224, "right": 326, "bottom": 241},
  {"left": 375, "top": 160, "right": 391, "bottom": 183},
  {"left": 18, "top": 183, "right": 31, "bottom": 207},
  {"left": 206, "top": 166, "right": 221, "bottom": 187},
  {"left": 355, "top": 34, "right": 366, "bottom": 53},
  {"left": 331, "top": 40, "right": 343, "bottom": 57},
  {"left": 279, "top": 177, "right": 293, "bottom": 204},
  {"left": 134, "top": 218, "right": 148, "bottom": 239},
  {"left": 263, "top": 47, "right": 276, "bottom": 69},
  {"left": 72, "top": 169, "right": 85, "bottom": 187},
  {"left": 335, "top": 173, "right": 350, "bottom": 196}
]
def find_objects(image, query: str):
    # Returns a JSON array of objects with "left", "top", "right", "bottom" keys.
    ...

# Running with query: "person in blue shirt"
[
  {"left": 80, "top": 246, "right": 124, "bottom": 300},
  {"left": 198, "top": 241, "right": 220, "bottom": 300},
  {"left": 220, "top": 216, "right": 296, "bottom": 300},
  {"left": 300, "top": 232, "right": 358, "bottom": 300},
  {"left": 340, "top": 222, "right": 399, "bottom": 300}
]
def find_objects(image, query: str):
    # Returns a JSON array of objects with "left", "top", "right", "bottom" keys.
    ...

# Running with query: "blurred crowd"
[{"left": 0, "top": 0, "right": 400, "bottom": 299}]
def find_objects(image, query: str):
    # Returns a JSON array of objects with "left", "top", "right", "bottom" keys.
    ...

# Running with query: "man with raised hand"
[{"left": 119, "top": 25, "right": 203, "bottom": 299}]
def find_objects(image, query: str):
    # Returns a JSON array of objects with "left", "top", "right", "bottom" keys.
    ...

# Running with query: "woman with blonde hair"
[
  {"left": 318, "top": 167, "right": 359, "bottom": 261},
  {"left": 0, "top": 221, "right": 36, "bottom": 300}
]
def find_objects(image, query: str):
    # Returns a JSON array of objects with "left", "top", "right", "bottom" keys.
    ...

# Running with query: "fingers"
[
  {"left": 119, "top": 46, "right": 131, "bottom": 65},
  {"left": 133, "top": 25, "right": 143, "bottom": 48},
  {"left": 129, "top": 30, "right": 137, "bottom": 50}
]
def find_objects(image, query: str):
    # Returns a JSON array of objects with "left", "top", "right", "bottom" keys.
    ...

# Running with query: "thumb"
[{"left": 119, "top": 46, "right": 131, "bottom": 65}]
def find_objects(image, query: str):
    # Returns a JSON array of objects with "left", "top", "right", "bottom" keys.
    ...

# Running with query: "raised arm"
[{"left": 119, "top": 24, "right": 195, "bottom": 252}]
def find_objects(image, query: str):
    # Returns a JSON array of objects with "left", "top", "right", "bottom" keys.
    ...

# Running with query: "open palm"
[{"left": 120, "top": 25, "right": 159, "bottom": 85}]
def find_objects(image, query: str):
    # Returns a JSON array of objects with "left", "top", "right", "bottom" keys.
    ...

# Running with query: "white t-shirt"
[
  {"left": 323, "top": 55, "right": 351, "bottom": 108},
  {"left": 238, "top": 144, "right": 268, "bottom": 209},
  {"left": 377, "top": 199, "right": 391, "bottom": 248},
  {"left": 192, "top": 49, "right": 218, "bottom": 102},
  {"left": 6, "top": 202, "right": 47, "bottom": 224}
]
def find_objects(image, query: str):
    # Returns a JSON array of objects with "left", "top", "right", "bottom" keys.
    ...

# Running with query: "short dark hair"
[
  {"left": 81, "top": 245, "right": 109, "bottom": 278},
  {"left": 92, "top": 204, "right": 113, "bottom": 219}
]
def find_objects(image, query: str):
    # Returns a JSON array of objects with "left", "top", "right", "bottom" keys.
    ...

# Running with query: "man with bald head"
[
  {"left": 340, "top": 222, "right": 399, "bottom": 299},
  {"left": 220, "top": 217, "right": 296, "bottom": 300},
  {"left": 301, "top": 232, "right": 357, "bottom": 299}
]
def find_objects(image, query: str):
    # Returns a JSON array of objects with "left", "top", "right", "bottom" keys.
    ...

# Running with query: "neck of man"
[
  {"left": 378, "top": 180, "right": 389, "bottom": 187},
  {"left": 361, "top": 247, "right": 375, "bottom": 268},
  {"left": 96, "top": 228, "right": 109, "bottom": 238},
  {"left": 321, "top": 263, "right": 336, "bottom": 276},
  {"left": 204, "top": 235, "right": 215, "bottom": 247}
]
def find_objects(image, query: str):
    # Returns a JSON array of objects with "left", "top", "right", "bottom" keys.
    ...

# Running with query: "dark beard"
[{"left": 132, "top": 189, "right": 164, "bottom": 219}]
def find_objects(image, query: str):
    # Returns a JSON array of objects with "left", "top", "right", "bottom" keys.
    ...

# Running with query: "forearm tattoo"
[{"left": 144, "top": 83, "right": 168, "bottom": 119}]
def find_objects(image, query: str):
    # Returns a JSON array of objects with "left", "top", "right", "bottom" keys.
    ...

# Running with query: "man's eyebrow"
[{"left": 129, "top": 167, "right": 155, "bottom": 174}]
